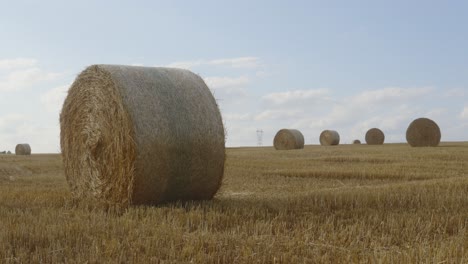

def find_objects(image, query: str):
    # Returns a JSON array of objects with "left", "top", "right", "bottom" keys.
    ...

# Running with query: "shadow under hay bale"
[
  {"left": 15, "top": 144, "right": 31, "bottom": 155},
  {"left": 60, "top": 65, "right": 225, "bottom": 207},
  {"left": 273, "top": 129, "right": 304, "bottom": 150},
  {"left": 319, "top": 130, "right": 340, "bottom": 146},
  {"left": 406, "top": 117, "right": 441, "bottom": 147},
  {"left": 365, "top": 128, "right": 385, "bottom": 145}
]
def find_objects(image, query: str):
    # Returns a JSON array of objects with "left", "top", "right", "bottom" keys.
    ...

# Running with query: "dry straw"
[
  {"left": 365, "top": 128, "right": 385, "bottom": 145},
  {"left": 15, "top": 144, "right": 31, "bottom": 155},
  {"left": 60, "top": 65, "right": 225, "bottom": 207},
  {"left": 406, "top": 117, "right": 441, "bottom": 147},
  {"left": 353, "top": 139, "right": 361, "bottom": 144},
  {"left": 273, "top": 129, "right": 304, "bottom": 150},
  {"left": 319, "top": 130, "right": 340, "bottom": 146}
]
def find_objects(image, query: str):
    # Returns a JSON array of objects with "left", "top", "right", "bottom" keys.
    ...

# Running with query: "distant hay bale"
[
  {"left": 60, "top": 65, "right": 225, "bottom": 207},
  {"left": 353, "top": 139, "right": 361, "bottom": 144},
  {"left": 273, "top": 129, "right": 304, "bottom": 150},
  {"left": 365, "top": 128, "right": 385, "bottom": 145},
  {"left": 7, "top": 151, "right": 11, "bottom": 154},
  {"left": 15, "top": 144, "right": 31, "bottom": 155},
  {"left": 319, "top": 130, "right": 340, "bottom": 146},
  {"left": 406, "top": 117, "right": 441, "bottom": 147}
]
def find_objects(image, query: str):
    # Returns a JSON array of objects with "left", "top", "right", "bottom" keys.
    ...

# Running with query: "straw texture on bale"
[
  {"left": 365, "top": 128, "right": 385, "bottom": 145},
  {"left": 60, "top": 65, "right": 225, "bottom": 207},
  {"left": 273, "top": 129, "right": 304, "bottom": 150},
  {"left": 319, "top": 130, "right": 340, "bottom": 146},
  {"left": 353, "top": 139, "right": 361, "bottom": 144},
  {"left": 15, "top": 144, "right": 31, "bottom": 155},
  {"left": 406, "top": 118, "right": 441, "bottom": 147}
]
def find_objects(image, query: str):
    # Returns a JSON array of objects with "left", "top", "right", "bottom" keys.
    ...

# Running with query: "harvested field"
[{"left": 0, "top": 143, "right": 467, "bottom": 263}]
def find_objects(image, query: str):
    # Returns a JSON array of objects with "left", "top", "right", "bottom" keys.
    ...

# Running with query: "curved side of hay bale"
[
  {"left": 15, "top": 144, "right": 31, "bottom": 155},
  {"left": 365, "top": 128, "right": 385, "bottom": 145},
  {"left": 60, "top": 65, "right": 225, "bottom": 206},
  {"left": 353, "top": 139, "right": 361, "bottom": 144},
  {"left": 319, "top": 130, "right": 340, "bottom": 146},
  {"left": 406, "top": 117, "right": 441, "bottom": 147},
  {"left": 273, "top": 129, "right": 304, "bottom": 150}
]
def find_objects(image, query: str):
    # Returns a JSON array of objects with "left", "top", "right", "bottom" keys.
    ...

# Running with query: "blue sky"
[{"left": 1, "top": 1, "right": 467, "bottom": 152}]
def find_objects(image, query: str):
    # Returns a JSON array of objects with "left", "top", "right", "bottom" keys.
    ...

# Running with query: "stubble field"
[{"left": 0, "top": 142, "right": 467, "bottom": 263}]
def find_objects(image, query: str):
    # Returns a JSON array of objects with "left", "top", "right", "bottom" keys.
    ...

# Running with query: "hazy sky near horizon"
[{"left": 1, "top": 0, "right": 467, "bottom": 153}]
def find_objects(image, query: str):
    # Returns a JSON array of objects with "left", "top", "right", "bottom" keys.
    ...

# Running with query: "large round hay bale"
[
  {"left": 319, "top": 130, "right": 340, "bottom": 146},
  {"left": 365, "top": 128, "right": 385, "bottom": 145},
  {"left": 273, "top": 129, "right": 304, "bottom": 150},
  {"left": 60, "top": 65, "right": 225, "bottom": 206},
  {"left": 352, "top": 139, "right": 361, "bottom": 144},
  {"left": 406, "top": 117, "right": 441, "bottom": 147},
  {"left": 15, "top": 144, "right": 31, "bottom": 155}
]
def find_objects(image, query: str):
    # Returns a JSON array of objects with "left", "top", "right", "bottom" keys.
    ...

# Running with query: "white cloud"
[
  {"left": 262, "top": 88, "right": 331, "bottom": 105},
  {"left": 204, "top": 76, "right": 250, "bottom": 99},
  {"left": 166, "top": 57, "right": 261, "bottom": 70},
  {"left": 255, "top": 109, "right": 303, "bottom": 121},
  {"left": 224, "top": 123, "right": 260, "bottom": 146},
  {"left": 381, "top": 115, "right": 410, "bottom": 131},
  {"left": 255, "top": 70, "right": 268, "bottom": 78},
  {"left": 223, "top": 113, "right": 252, "bottom": 121},
  {"left": 204, "top": 76, "right": 249, "bottom": 89},
  {"left": 460, "top": 106, "right": 468, "bottom": 119},
  {"left": 0, "top": 58, "right": 37, "bottom": 70},
  {"left": 425, "top": 108, "right": 447, "bottom": 118},
  {"left": 0, "top": 67, "right": 61, "bottom": 92},
  {"left": 40, "top": 84, "right": 69, "bottom": 114},
  {"left": 352, "top": 87, "right": 433, "bottom": 105},
  {"left": 291, "top": 118, "right": 331, "bottom": 130},
  {"left": 0, "top": 114, "right": 27, "bottom": 134},
  {"left": 209, "top": 57, "right": 260, "bottom": 69},
  {"left": 444, "top": 88, "right": 466, "bottom": 98},
  {"left": 166, "top": 60, "right": 204, "bottom": 69}
]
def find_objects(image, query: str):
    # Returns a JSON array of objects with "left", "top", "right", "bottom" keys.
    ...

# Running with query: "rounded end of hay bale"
[
  {"left": 273, "top": 129, "right": 304, "bottom": 150},
  {"left": 60, "top": 65, "right": 225, "bottom": 207},
  {"left": 352, "top": 139, "right": 361, "bottom": 144},
  {"left": 365, "top": 128, "right": 385, "bottom": 145},
  {"left": 406, "top": 117, "right": 441, "bottom": 147},
  {"left": 15, "top": 144, "right": 31, "bottom": 155},
  {"left": 319, "top": 130, "right": 340, "bottom": 146},
  {"left": 60, "top": 65, "right": 136, "bottom": 207}
]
